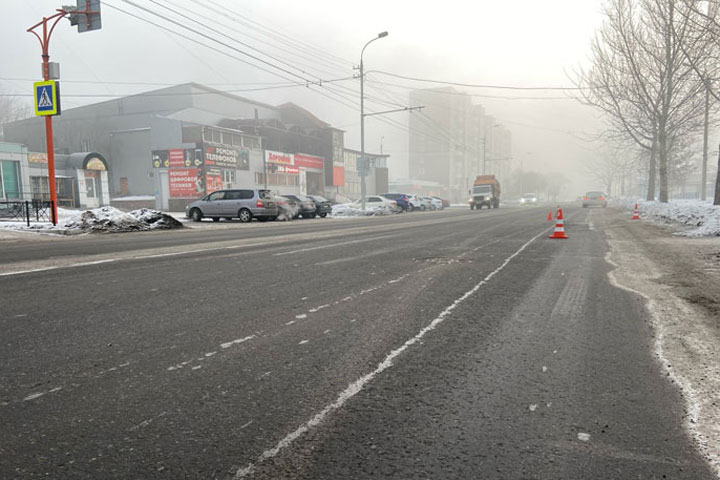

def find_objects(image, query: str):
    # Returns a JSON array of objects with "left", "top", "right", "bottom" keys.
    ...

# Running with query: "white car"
[
  {"left": 350, "top": 195, "right": 399, "bottom": 211},
  {"left": 519, "top": 193, "right": 538, "bottom": 206},
  {"left": 416, "top": 196, "right": 433, "bottom": 211},
  {"left": 405, "top": 194, "right": 424, "bottom": 211},
  {"left": 424, "top": 196, "right": 443, "bottom": 210}
]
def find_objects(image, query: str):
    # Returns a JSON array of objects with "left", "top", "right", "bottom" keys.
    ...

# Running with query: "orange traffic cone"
[
  {"left": 547, "top": 211, "right": 553, "bottom": 221},
  {"left": 549, "top": 207, "right": 568, "bottom": 239},
  {"left": 631, "top": 204, "right": 640, "bottom": 220}
]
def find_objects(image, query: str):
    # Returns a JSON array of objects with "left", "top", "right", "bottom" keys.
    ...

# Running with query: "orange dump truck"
[{"left": 469, "top": 175, "right": 501, "bottom": 210}]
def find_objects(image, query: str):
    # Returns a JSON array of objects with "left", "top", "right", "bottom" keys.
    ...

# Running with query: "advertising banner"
[
  {"left": 204, "top": 143, "right": 248, "bottom": 169},
  {"left": 332, "top": 166, "right": 345, "bottom": 187},
  {"left": 294, "top": 153, "right": 324, "bottom": 170},
  {"left": 168, "top": 149, "right": 186, "bottom": 168},
  {"left": 265, "top": 150, "right": 293, "bottom": 165},
  {"left": 206, "top": 169, "right": 222, "bottom": 193},
  {"left": 169, "top": 168, "right": 201, "bottom": 198},
  {"left": 152, "top": 148, "right": 203, "bottom": 168}
]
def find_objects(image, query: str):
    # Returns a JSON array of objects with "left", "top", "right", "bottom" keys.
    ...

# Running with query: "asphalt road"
[{"left": 0, "top": 206, "right": 714, "bottom": 479}]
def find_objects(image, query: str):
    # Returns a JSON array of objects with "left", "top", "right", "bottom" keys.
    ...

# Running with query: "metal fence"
[{"left": 0, "top": 200, "right": 56, "bottom": 226}]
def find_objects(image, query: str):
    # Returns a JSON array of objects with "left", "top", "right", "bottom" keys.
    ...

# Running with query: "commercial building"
[{"left": 3, "top": 83, "right": 388, "bottom": 211}]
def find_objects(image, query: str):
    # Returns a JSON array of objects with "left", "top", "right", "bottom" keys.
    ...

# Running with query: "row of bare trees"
[{"left": 577, "top": 0, "right": 720, "bottom": 204}]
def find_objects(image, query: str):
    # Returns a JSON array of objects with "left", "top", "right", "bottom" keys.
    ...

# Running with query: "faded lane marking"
[
  {"left": 233, "top": 228, "right": 548, "bottom": 478},
  {"left": 272, "top": 234, "right": 398, "bottom": 256}
]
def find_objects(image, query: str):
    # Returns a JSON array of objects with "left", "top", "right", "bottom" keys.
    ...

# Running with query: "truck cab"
[{"left": 469, "top": 175, "right": 501, "bottom": 210}]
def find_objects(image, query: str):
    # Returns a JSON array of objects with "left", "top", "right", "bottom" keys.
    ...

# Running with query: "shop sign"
[
  {"left": 169, "top": 168, "right": 202, "bottom": 198},
  {"left": 28, "top": 152, "right": 48, "bottom": 164},
  {"left": 85, "top": 156, "right": 107, "bottom": 171},
  {"left": 276, "top": 165, "right": 300, "bottom": 175},
  {"left": 294, "top": 153, "right": 324, "bottom": 170},
  {"left": 204, "top": 143, "right": 248, "bottom": 169},
  {"left": 265, "top": 150, "right": 293, "bottom": 165}
]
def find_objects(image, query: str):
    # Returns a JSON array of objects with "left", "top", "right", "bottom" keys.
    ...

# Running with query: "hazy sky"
[{"left": 1, "top": 0, "right": 615, "bottom": 194}]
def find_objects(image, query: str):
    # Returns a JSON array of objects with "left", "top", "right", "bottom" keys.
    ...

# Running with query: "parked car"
[
  {"left": 273, "top": 195, "right": 299, "bottom": 221},
  {"left": 431, "top": 196, "right": 450, "bottom": 208},
  {"left": 519, "top": 193, "right": 539, "bottom": 206},
  {"left": 380, "top": 193, "right": 411, "bottom": 212},
  {"left": 306, "top": 194, "right": 332, "bottom": 218},
  {"left": 186, "top": 189, "right": 277, "bottom": 222},
  {"left": 582, "top": 191, "right": 608, "bottom": 208},
  {"left": 424, "top": 196, "right": 443, "bottom": 210},
  {"left": 282, "top": 194, "right": 318, "bottom": 218},
  {"left": 405, "top": 194, "right": 425, "bottom": 211},
  {"left": 350, "top": 195, "right": 399, "bottom": 212},
  {"left": 416, "top": 195, "right": 433, "bottom": 211}
]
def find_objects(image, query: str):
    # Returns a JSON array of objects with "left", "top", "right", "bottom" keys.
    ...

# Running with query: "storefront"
[
  {"left": 25, "top": 151, "right": 109, "bottom": 208},
  {"left": 0, "top": 142, "right": 26, "bottom": 200},
  {"left": 294, "top": 153, "right": 325, "bottom": 195}
]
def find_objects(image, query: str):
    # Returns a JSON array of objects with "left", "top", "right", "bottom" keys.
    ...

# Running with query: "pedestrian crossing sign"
[{"left": 33, "top": 80, "right": 60, "bottom": 116}]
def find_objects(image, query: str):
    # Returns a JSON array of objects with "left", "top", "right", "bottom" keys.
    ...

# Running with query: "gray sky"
[{"left": 1, "top": 0, "right": 612, "bottom": 195}]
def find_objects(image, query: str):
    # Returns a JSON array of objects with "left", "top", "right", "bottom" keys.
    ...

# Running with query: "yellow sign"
[
  {"left": 33, "top": 80, "right": 60, "bottom": 116},
  {"left": 85, "top": 157, "right": 106, "bottom": 171}
]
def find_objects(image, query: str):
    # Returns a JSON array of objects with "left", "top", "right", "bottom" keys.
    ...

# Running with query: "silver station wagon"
[{"left": 185, "top": 189, "right": 278, "bottom": 222}]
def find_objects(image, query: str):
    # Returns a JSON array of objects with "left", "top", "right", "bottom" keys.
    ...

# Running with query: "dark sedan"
[{"left": 306, "top": 194, "right": 332, "bottom": 218}]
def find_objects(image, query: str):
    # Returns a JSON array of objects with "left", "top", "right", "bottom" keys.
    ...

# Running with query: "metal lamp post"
[{"left": 360, "top": 31, "right": 388, "bottom": 210}]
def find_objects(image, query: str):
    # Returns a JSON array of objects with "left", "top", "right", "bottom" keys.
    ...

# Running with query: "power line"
[{"left": 368, "top": 70, "right": 587, "bottom": 91}]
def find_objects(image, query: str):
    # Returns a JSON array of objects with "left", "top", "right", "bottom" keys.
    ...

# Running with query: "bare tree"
[
  {"left": 676, "top": 0, "right": 720, "bottom": 203},
  {"left": 0, "top": 96, "right": 32, "bottom": 140},
  {"left": 577, "top": 0, "right": 707, "bottom": 202}
]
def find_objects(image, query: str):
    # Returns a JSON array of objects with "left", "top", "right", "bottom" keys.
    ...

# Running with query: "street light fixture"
[{"left": 360, "top": 31, "right": 388, "bottom": 210}]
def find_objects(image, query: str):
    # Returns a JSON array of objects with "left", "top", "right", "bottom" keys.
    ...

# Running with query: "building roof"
[{"left": 277, "top": 102, "right": 330, "bottom": 129}]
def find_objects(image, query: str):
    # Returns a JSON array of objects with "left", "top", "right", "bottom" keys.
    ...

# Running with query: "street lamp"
[{"left": 360, "top": 31, "right": 388, "bottom": 210}]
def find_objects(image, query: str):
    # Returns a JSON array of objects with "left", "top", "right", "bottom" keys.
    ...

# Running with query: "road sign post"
[{"left": 27, "top": 2, "right": 102, "bottom": 225}]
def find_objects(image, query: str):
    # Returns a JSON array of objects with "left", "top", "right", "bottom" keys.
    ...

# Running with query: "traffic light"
[{"left": 67, "top": 0, "right": 102, "bottom": 32}]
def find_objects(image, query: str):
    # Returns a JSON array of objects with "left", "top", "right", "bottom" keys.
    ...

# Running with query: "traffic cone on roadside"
[
  {"left": 631, "top": 204, "right": 640, "bottom": 220},
  {"left": 549, "top": 207, "right": 568, "bottom": 239},
  {"left": 547, "top": 210, "right": 553, "bottom": 221}
]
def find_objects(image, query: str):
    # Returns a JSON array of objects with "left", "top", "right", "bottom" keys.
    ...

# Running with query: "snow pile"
[
  {"left": 61, "top": 207, "right": 183, "bottom": 233},
  {"left": 618, "top": 199, "right": 720, "bottom": 236},
  {"left": 330, "top": 203, "right": 398, "bottom": 217},
  {"left": 1, "top": 206, "right": 183, "bottom": 234}
]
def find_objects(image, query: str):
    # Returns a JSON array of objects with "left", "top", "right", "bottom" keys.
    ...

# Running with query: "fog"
[{"left": 1, "top": 0, "right": 613, "bottom": 198}]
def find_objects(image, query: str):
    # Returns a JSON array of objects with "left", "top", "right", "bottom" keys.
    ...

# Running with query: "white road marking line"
[
  {"left": 220, "top": 335, "right": 256, "bottom": 349},
  {"left": 233, "top": 229, "right": 546, "bottom": 479},
  {"left": 295, "top": 314, "right": 307, "bottom": 319},
  {"left": 285, "top": 320, "right": 296, "bottom": 326},
  {"left": 298, "top": 340, "right": 309, "bottom": 345},
  {"left": 578, "top": 432, "right": 591, "bottom": 442}
]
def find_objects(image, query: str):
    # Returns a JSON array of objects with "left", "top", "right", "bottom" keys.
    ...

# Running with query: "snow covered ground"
[
  {"left": 616, "top": 199, "right": 720, "bottom": 236},
  {"left": 330, "top": 203, "right": 399, "bottom": 217},
  {"left": 0, "top": 206, "right": 183, "bottom": 234}
]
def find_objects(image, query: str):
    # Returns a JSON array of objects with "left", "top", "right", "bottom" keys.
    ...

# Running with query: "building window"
[
  {"left": 223, "top": 170, "right": 236, "bottom": 184},
  {"left": 0, "top": 160, "right": 21, "bottom": 199}
]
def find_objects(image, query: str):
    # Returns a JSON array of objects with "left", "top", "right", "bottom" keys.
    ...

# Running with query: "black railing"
[{"left": 0, "top": 200, "right": 56, "bottom": 226}]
